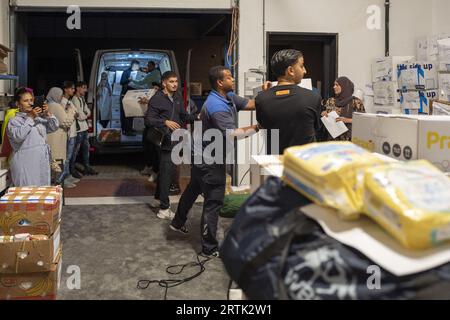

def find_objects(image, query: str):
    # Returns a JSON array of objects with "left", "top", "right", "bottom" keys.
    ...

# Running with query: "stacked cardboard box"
[
  {"left": 398, "top": 62, "right": 439, "bottom": 114},
  {"left": 0, "top": 186, "right": 63, "bottom": 300},
  {"left": 352, "top": 113, "right": 450, "bottom": 172},
  {"left": 371, "top": 56, "right": 414, "bottom": 114},
  {"left": 417, "top": 35, "right": 450, "bottom": 105},
  {"left": 0, "top": 43, "right": 12, "bottom": 74}
]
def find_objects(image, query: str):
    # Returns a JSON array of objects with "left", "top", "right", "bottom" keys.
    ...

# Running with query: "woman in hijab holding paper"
[
  {"left": 321, "top": 76, "right": 365, "bottom": 141},
  {"left": 97, "top": 72, "right": 112, "bottom": 128}
]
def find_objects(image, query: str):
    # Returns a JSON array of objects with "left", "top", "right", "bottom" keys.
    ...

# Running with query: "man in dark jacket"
[
  {"left": 120, "top": 60, "right": 140, "bottom": 136},
  {"left": 255, "top": 49, "right": 322, "bottom": 154},
  {"left": 145, "top": 71, "right": 198, "bottom": 220}
]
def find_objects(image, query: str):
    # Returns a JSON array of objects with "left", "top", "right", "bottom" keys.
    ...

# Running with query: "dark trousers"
[
  {"left": 99, "top": 120, "right": 109, "bottom": 128},
  {"left": 172, "top": 164, "right": 226, "bottom": 255},
  {"left": 143, "top": 127, "right": 160, "bottom": 172},
  {"left": 71, "top": 131, "right": 90, "bottom": 172},
  {"left": 155, "top": 149, "right": 173, "bottom": 210},
  {"left": 120, "top": 95, "right": 134, "bottom": 132}
]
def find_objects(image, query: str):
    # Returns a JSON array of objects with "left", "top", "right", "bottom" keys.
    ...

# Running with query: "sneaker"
[
  {"left": 63, "top": 180, "right": 76, "bottom": 189},
  {"left": 84, "top": 166, "right": 99, "bottom": 175},
  {"left": 148, "top": 172, "right": 158, "bottom": 183},
  {"left": 201, "top": 250, "right": 220, "bottom": 258},
  {"left": 156, "top": 208, "right": 175, "bottom": 220},
  {"left": 140, "top": 166, "right": 153, "bottom": 176},
  {"left": 169, "top": 224, "right": 189, "bottom": 235},
  {"left": 71, "top": 170, "right": 83, "bottom": 179},
  {"left": 149, "top": 198, "right": 160, "bottom": 208},
  {"left": 66, "top": 175, "right": 80, "bottom": 184},
  {"left": 169, "top": 185, "right": 181, "bottom": 195}
]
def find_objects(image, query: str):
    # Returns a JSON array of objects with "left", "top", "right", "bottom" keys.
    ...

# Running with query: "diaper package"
[
  {"left": 283, "top": 142, "right": 385, "bottom": 219},
  {"left": 364, "top": 160, "right": 450, "bottom": 250}
]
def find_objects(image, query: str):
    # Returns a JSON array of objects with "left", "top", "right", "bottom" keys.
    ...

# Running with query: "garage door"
[{"left": 12, "top": 0, "right": 232, "bottom": 11}]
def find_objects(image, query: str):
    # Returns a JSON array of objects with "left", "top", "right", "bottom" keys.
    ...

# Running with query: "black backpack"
[{"left": 219, "top": 176, "right": 450, "bottom": 300}]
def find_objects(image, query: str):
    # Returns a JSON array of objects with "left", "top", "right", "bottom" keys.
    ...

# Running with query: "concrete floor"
[{"left": 57, "top": 203, "right": 233, "bottom": 300}]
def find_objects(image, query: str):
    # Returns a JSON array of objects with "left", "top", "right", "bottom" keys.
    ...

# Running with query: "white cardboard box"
[
  {"left": 373, "top": 105, "right": 402, "bottom": 115},
  {"left": 398, "top": 62, "right": 438, "bottom": 90},
  {"left": 371, "top": 56, "right": 414, "bottom": 82},
  {"left": 438, "top": 38, "right": 450, "bottom": 61},
  {"left": 373, "top": 81, "right": 401, "bottom": 106},
  {"left": 352, "top": 113, "right": 450, "bottom": 171},
  {"left": 400, "top": 89, "right": 439, "bottom": 114},
  {"left": 438, "top": 72, "right": 450, "bottom": 101},
  {"left": 122, "top": 89, "right": 156, "bottom": 118}
]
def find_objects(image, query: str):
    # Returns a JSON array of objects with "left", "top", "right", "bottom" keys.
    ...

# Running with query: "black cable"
[{"left": 137, "top": 252, "right": 212, "bottom": 300}]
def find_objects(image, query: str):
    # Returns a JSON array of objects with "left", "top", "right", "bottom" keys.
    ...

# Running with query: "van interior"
[{"left": 94, "top": 51, "right": 173, "bottom": 145}]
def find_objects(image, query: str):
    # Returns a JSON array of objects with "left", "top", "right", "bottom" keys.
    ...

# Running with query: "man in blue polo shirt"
[{"left": 170, "top": 66, "right": 262, "bottom": 257}]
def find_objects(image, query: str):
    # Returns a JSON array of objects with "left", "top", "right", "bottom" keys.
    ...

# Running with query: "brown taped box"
[
  {"left": 0, "top": 188, "right": 62, "bottom": 236},
  {"left": 0, "top": 225, "right": 61, "bottom": 274},
  {"left": 0, "top": 250, "right": 61, "bottom": 300}
]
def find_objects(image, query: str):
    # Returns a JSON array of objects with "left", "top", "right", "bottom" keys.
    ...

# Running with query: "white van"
[{"left": 75, "top": 48, "right": 182, "bottom": 154}]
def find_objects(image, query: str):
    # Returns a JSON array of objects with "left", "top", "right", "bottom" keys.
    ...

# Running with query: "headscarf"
[
  {"left": 46, "top": 87, "right": 64, "bottom": 104},
  {"left": 335, "top": 76, "right": 355, "bottom": 107},
  {"left": 97, "top": 72, "right": 112, "bottom": 95}
]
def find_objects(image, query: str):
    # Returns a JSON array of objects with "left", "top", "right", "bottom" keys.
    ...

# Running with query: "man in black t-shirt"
[{"left": 256, "top": 49, "right": 322, "bottom": 154}]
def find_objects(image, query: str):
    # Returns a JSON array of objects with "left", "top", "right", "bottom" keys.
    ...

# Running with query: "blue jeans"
[
  {"left": 71, "top": 131, "right": 90, "bottom": 171},
  {"left": 57, "top": 136, "right": 76, "bottom": 183}
]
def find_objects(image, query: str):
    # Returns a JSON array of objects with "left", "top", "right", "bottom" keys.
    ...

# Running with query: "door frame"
[{"left": 265, "top": 31, "right": 339, "bottom": 99}]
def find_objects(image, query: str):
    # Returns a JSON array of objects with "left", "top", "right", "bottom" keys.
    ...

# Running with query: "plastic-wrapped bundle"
[
  {"left": 283, "top": 142, "right": 385, "bottom": 220},
  {"left": 364, "top": 160, "right": 450, "bottom": 250}
]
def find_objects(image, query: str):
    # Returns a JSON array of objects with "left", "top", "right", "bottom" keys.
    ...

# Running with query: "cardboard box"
[
  {"left": 0, "top": 250, "right": 61, "bottom": 300},
  {"left": 371, "top": 56, "right": 414, "bottom": 82},
  {"left": 438, "top": 72, "right": 450, "bottom": 101},
  {"left": 431, "top": 101, "right": 450, "bottom": 115},
  {"left": 98, "top": 128, "right": 121, "bottom": 143},
  {"left": 132, "top": 117, "right": 145, "bottom": 131},
  {"left": 190, "top": 82, "right": 202, "bottom": 96},
  {"left": 352, "top": 113, "right": 450, "bottom": 171},
  {"left": 438, "top": 38, "right": 450, "bottom": 61},
  {"left": 373, "top": 105, "right": 402, "bottom": 115},
  {"left": 0, "top": 189, "right": 62, "bottom": 236},
  {"left": 417, "top": 35, "right": 441, "bottom": 62},
  {"left": 373, "top": 81, "right": 401, "bottom": 106},
  {"left": 112, "top": 83, "right": 122, "bottom": 96},
  {"left": 400, "top": 90, "right": 439, "bottom": 114},
  {"left": 398, "top": 62, "right": 438, "bottom": 90},
  {"left": 122, "top": 89, "right": 155, "bottom": 118},
  {"left": 0, "top": 225, "right": 60, "bottom": 274},
  {"left": 438, "top": 61, "right": 450, "bottom": 72}
]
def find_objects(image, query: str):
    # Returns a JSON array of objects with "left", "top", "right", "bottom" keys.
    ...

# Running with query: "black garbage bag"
[{"left": 219, "top": 176, "right": 450, "bottom": 300}]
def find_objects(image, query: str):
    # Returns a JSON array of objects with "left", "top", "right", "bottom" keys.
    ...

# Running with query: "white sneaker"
[
  {"left": 157, "top": 208, "right": 175, "bottom": 220},
  {"left": 148, "top": 172, "right": 158, "bottom": 183},
  {"left": 149, "top": 198, "right": 160, "bottom": 208},
  {"left": 66, "top": 175, "right": 80, "bottom": 184}
]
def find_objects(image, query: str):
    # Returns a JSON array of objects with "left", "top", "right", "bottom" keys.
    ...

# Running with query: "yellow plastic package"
[
  {"left": 283, "top": 142, "right": 385, "bottom": 219},
  {"left": 363, "top": 160, "right": 450, "bottom": 250}
]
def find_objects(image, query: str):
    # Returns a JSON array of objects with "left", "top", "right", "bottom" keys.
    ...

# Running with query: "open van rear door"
[{"left": 74, "top": 49, "right": 84, "bottom": 82}]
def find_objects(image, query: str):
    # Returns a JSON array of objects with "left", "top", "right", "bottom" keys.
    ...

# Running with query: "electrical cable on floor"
[{"left": 137, "top": 252, "right": 213, "bottom": 300}]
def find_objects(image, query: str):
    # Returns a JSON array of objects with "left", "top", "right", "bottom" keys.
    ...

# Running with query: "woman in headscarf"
[
  {"left": 46, "top": 87, "right": 77, "bottom": 188},
  {"left": 97, "top": 72, "right": 112, "bottom": 128},
  {"left": 321, "top": 77, "right": 365, "bottom": 141},
  {"left": 7, "top": 87, "right": 59, "bottom": 187}
]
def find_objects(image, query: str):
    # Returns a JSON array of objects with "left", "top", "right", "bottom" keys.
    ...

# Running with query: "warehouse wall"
[
  {"left": 432, "top": 0, "right": 450, "bottom": 35},
  {"left": 235, "top": 0, "right": 442, "bottom": 184},
  {"left": 11, "top": 0, "right": 232, "bottom": 10},
  {"left": 0, "top": 0, "right": 10, "bottom": 93}
]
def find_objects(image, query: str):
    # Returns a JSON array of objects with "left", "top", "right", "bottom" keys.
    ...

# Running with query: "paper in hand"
[{"left": 321, "top": 111, "right": 349, "bottom": 139}]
